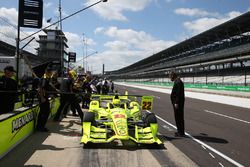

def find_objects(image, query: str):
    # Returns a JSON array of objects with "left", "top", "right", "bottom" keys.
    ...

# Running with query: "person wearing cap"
[
  {"left": 169, "top": 71, "right": 185, "bottom": 137},
  {"left": 0, "top": 66, "right": 18, "bottom": 114}
]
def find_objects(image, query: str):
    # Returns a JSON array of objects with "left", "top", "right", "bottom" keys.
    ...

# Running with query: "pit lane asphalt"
[{"left": 0, "top": 114, "right": 196, "bottom": 167}]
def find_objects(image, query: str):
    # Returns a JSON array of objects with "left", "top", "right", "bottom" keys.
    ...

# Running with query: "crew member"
[
  {"left": 53, "top": 70, "right": 84, "bottom": 121},
  {"left": 36, "top": 67, "right": 54, "bottom": 132},
  {"left": 0, "top": 66, "right": 18, "bottom": 114},
  {"left": 101, "top": 78, "right": 109, "bottom": 94}
]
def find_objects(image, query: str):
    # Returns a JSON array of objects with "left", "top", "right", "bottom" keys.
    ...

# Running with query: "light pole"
[
  {"left": 58, "top": 34, "right": 65, "bottom": 76},
  {"left": 85, "top": 38, "right": 88, "bottom": 72},
  {"left": 75, "top": 51, "right": 97, "bottom": 67},
  {"left": 59, "top": 0, "right": 62, "bottom": 30},
  {"left": 82, "top": 33, "right": 85, "bottom": 71}
]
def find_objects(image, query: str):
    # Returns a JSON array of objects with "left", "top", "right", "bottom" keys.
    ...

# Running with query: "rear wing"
[
  {"left": 91, "top": 94, "right": 154, "bottom": 111},
  {"left": 91, "top": 93, "right": 129, "bottom": 101}
]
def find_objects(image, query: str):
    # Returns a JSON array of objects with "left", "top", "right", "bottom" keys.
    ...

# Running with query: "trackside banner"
[
  {"left": 49, "top": 97, "right": 60, "bottom": 117},
  {"left": 0, "top": 97, "right": 60, "bottom": 159},
  {"left": 0, "top": 106, "right": 39, "bottom": 158}
]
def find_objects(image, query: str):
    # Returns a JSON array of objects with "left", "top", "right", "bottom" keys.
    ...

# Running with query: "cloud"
[
  {"left": 98, "top": 26, "right": 176, "bottom": 50},
  {"left": 94, "top": 27, "right": 104, "bottom": 34},
  {"left": 64, "top": 32, "right": 82, "bottom": 52},
  {"left": 85, "top": 0, "right": 152, "bottom": 21},
  {"left": 104, "top": 41, "right": 129, "bottom": 51},
  {"left": 182, "top": 11, "right": 242, "bottom": 35},
  {"left": 64, "top": 32, "right": 96, "bottom": 53},
  {"left": 86, "top": 26, "right": 177, "bottom": 73},
  {"left": 0, "top": 26, "right": 17, "bottom": 44},
  {"left": 0, "top": 7, "right": 18, "bottom": 25},
  {"left": 175, "top": 8, "right": 219, "bottom": 17},
  {"left": 44, "top": 2, "right": 53, "bottom": 8},
  {"left": 227, "top": 11, "right": 242, "bottom": 18}
]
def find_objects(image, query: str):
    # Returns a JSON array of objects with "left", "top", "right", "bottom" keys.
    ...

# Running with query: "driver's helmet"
[{"left": 112, "top": 98, "right": 121, "bottom": 106}]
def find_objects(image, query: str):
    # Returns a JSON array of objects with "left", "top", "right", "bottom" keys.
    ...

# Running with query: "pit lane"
[
  {"left": 1, "top": 84, "right": 249, "bottom": 167},
  {"left": 0, "top": 115, "right": 196, "bottom": 167}
]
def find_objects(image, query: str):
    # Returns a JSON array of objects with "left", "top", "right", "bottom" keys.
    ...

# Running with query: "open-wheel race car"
[{"left": 81, "top": 92, "right": 162, "bottom": 146}]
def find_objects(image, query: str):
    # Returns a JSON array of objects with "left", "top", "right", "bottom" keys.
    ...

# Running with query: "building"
[
  {"left": 37, "top": 28, "right": 68, "bottom": 76},
  {"left": 0, "top": 40, "right": 39, "bottom": 77}
]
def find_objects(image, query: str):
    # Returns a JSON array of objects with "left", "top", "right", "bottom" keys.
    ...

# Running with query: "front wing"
[{"left": 81, "top": 122, "right": 162, "bottom": 145}]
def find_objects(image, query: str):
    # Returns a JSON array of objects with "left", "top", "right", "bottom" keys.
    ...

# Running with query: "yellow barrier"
[{"left": 0, "top": 97, "right": 60, "bottom": 159}]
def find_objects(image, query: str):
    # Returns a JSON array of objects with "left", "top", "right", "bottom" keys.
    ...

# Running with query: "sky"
[{"left": 0, "top": 0, "right": 250, "bottom": 74}]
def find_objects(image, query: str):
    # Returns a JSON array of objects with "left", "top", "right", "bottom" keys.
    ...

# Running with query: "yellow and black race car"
[{"left": 81, "top": 92, "right": 162, "bottom": 145}]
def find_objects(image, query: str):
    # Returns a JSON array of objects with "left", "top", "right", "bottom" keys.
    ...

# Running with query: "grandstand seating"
[{"left": 106, "top": 12, "right": 250, "bottom": 87}]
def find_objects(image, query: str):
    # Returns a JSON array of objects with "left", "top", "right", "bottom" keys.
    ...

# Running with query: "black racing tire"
[
  {"left": 83, "top": 112, "right": 95, "bottom": 124},
  {"left": 142, "top": 112, "right": 157, "bottom": 127},
  {"left": 83, "top": 142, "right": 95, "bottom": 148}
]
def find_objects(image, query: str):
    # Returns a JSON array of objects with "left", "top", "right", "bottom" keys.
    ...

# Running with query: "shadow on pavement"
[
  {"left": 192, "top": 133, "right": 228, "bottom": 144},
  {"left": 50, "top": 118, "right": 82, "bottom": 138}
]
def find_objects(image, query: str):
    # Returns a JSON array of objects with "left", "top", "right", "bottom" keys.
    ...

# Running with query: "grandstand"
[{"left": 106, "top": 11, "right": 250, "bottom": 86}]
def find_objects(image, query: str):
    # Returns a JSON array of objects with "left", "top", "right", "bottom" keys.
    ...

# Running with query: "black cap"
[
  {"left": 4, "top": 65, "right": 16, "bottom": 72},
  {"left": 45, "top": 66, "right": 53, "bottom": 72}
]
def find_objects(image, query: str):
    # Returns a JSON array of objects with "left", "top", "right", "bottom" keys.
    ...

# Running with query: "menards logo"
[{"left": 12, "top": 111, "right": 34, "bottom": 133}]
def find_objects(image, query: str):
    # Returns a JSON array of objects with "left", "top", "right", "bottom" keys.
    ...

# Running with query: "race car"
[{"left": 81, "top": 92, "right": 162, "bottom": 145}]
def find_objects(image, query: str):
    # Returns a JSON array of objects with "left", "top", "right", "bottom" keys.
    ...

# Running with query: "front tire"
[
  {"left": 83, "top": 112, "right": 95, "bottom": 124},
  {"left": 142, "top": 112, "right": 157, "bottom": 127}
]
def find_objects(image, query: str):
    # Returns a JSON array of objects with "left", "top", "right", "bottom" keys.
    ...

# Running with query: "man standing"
[
  {"left": 170, "top": 71, "right": 185, "bottom": 137},
  {"left": 0, "top": 66, "right": 18, "bottom": 114},
  {"left": 53, "top": 70, "right": 84, "bottom": 121},
  {"left": 36, "top": 67, "right": 54, "bottom": 132},
  {"left": 53, "top": 71, "right": 73, "bottom": 121}
]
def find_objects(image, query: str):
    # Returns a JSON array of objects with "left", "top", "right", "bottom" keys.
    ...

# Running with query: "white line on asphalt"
[
  {"left": 204, "top": 110, "right": 250, "bottom": 124},
  {"left": 147, "top": 111, "right": 245, "bottom": 167},
  {"left": 162, "top": 125, "right": 174, "bottom": 131},
  {"left": 209, "top": 153, "right": 215, "bottom": 159},
  {"left": 219, "top": 162, "right": 225, "bottom": 167},
  {"left": 153, "top": 95, "right": 161, "bottom": 99}
]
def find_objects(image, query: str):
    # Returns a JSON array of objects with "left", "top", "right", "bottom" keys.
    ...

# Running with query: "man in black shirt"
[
  {"left": 0, "top": 66, "right": 18, "bottom": 114},
  {"left": 53, "top": 71, "right": 74, "bottom": 121},
  {"left": 36, "top": 67, "right": 54, "bottom": 132},
  {"left": 54, "top": 70, "right": 83, "bottom": 122},
  {"left": 170, "top": 71, "right": 185, "bottom": 137}
]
